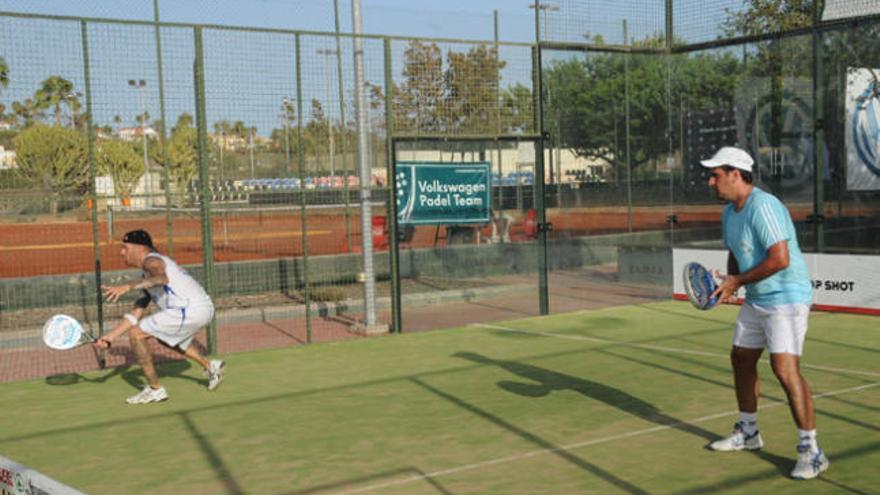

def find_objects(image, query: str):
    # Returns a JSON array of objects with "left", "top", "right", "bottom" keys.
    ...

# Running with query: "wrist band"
[{"left": 123, "top": 313, "right": 139, "bottom": 326}]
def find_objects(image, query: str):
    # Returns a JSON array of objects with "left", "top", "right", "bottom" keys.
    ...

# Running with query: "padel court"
[{"left": 1, "top": 301, "right": 877, "bottom": 494}]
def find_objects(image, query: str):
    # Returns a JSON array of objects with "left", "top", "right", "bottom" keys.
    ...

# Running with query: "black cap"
[{"left": 122, "top": 229, "right": 155, "bottom": 249}]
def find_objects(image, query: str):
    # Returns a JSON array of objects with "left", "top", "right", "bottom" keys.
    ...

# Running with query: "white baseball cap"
[{"left": 700, "top": 146, "right": 754, "bottom": 173}]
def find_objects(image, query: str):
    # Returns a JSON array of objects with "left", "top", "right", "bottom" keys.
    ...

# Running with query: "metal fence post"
[
  {"left": 384, "top": 37, "right": 402, "bottom": 333},
  {"left": 81, "top": 20, "right": 105, "bottom": 368},
  {"left": 533, "top": 5, "right": 549, "bottom": 316},
  {"left": 153, "top": 0, "right": 174, "bottom": 255},
  {"left": 812, "top": 0, "right": 826, "bottom": 252},
  {"left": 295, "top": 33, "right": 313, "bottom": 343},
  {"left": 193, "top": 26, "right": 217, "bottom": 354}
]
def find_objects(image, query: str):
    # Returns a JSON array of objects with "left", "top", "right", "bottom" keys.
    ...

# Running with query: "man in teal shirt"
[{"left": 701, "top": 146, "right": 828, "bottom": 480}]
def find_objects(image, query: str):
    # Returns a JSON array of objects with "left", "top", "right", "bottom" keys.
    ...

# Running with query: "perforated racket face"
[
  {"left": 42, "top": 314, "right": 85, "bottom": 350},
  {"left": 683, "top": 262, "right": 719, "bottom": 310}
]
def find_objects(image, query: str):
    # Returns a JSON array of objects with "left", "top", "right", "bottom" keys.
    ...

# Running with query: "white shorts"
[
  {"left": 139, "top": 304, "right": 214, "bottom": 350},
  {"left": 733, "top": 302, "right": 810, "bottom": 355}
]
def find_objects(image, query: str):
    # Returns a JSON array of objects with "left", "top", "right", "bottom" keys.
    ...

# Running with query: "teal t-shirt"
[{"left": 722, "top": 187, "right": 812, "bottom": 306}]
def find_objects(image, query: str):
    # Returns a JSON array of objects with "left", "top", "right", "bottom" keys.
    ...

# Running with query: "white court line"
[
  {"left": 475, "top": 323, "right": 880, "bottom": 379},
  {"left": 338, "top": 379, "right": 879, "bottom": 494}
]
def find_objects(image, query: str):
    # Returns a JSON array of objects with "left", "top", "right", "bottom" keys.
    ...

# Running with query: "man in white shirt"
[{"left": 95, "top": 229, "right": 225, "bottom": 404}]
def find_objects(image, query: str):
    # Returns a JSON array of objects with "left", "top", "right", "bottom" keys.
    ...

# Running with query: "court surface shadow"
[
  {"left": 454, "top": 351, "right": 718, "bottom": 442},
  {"left": 453, "top": 350, "right": 791, "bottom": 476}
]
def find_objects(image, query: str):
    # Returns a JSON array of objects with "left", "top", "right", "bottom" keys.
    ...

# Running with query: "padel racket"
[
  {"left": 42, "top": 314, "right": 97, "bottom": 350},
  {"left": 682, "top": 262, "right": 719, "bottom": 310}
]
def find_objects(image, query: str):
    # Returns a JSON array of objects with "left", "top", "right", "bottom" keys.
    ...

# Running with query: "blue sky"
[
  {"left": 0, "top": 0, "right": 540, "bottom": 42},
  {"left": 0, "top": 0, "right": 550, "bottom": 135},
  {"left": 0, "top": 0, "right": 733, "bottom": 135}
]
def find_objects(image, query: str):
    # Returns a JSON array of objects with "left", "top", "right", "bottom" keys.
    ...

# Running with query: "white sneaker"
[
  {"left": 708, "top": 422, "right": 764, "bottom": 451},
  {"left": 206, "top": 360, "right": 225, "bottom": 391},
  {"left": 126, "top": 386, "right": 168, "bottom": 404},
  {"left": 791, "top": 445, "right": 829, "bottom": 480}
]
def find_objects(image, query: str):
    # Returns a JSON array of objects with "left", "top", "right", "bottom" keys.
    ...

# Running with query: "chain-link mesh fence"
[{"left": 2, "top": 3, "right": 880, "bottom": 382}]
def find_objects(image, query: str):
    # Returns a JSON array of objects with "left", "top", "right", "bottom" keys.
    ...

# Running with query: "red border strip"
[{"left": 672, "top": 293, "right": 880, "bottom": 316}]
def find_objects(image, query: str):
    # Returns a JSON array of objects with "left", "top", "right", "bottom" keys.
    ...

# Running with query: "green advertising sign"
[{"left": 395, "top": 161, "right": 491, "bottom": 225}]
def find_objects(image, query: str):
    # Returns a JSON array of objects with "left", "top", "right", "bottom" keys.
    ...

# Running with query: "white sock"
[
  {"left": 739, "top": 411, "right": 758, "bottom": 435},
  {"left": 798, "top": 429, "right": 819, "bottom": 452}
]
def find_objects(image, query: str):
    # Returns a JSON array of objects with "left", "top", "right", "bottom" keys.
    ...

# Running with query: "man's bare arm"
[
  {"left": 714, "top": 241, "right": 789, "bottom": 302},
  {"left": 102, "top": 257, "right": 169, "bottom": 302}
]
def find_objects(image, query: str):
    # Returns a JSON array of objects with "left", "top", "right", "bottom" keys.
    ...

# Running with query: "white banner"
[
  {"left": 673, "top": 248, "right": 880, "bottom": 315},
  {"left": 845, "top": 68, "right": 880, "bottom": 191},
  {"left": 823, "top": 1, "right": 880, "bottom": 21},
  {"left": 0, "top": 454, "right": 86, "bottom": 495}
]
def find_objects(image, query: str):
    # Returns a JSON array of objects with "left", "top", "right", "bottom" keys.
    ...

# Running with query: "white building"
[
  {"left": 118, "top": 126, "right": 158, "bottom": 142},
  {"left": 0, "top": 146, "right": 15, "bottom": 169}
]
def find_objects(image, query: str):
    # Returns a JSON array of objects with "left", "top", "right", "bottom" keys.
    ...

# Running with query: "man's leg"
[
  {"left": 130, "top": 327, "right": 160, "bottom": 388},
  {"left": 732, "top": 346, "right": 763, "bottom": 413},
  {"left": 769, "top": 353, "right": 814, "bottom": 430},
  {"left": 125, "top": 327, "right": 169, "bottom": 404},
  {"left": 154, "top": 338, "right": 210, "bottom": 371},
  {"left": 182, "top": 345, "right": 210, "bottom": 370},
  {"left": 709, "top": 346, "right": 765, "bottom": 451}
]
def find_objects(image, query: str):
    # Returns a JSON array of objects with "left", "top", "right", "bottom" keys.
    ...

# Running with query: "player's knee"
[
  {"left": 770, "top": 358, "right": 801, "bottom": 387},
  {"left": 730, "top": 347, "right": 759, "bottom": 368},
  {"left": 129, "top": 326, "right": 148, "bottom": 344}
]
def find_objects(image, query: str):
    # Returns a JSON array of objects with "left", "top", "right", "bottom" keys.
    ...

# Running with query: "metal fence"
[{"left": 1, "top": 1, "right": 879, "bottom": 382}]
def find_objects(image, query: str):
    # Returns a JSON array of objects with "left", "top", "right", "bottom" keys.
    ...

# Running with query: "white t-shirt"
[{"left": 142, "top": 253, "right": 212, "bottom": 311}]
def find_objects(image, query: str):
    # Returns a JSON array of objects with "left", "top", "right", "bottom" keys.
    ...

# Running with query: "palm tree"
[
  {"left": 135, "top": 111, "right": 151, "bottom": 127},
  {"left": 0, "top": 56, "right": 9, "bottom": 93},
  {"left": 213, "top": 120, "right": 231, "bottom": 180},
  {"left": 34, "top": 75, "right": 78, "bottom": 126},
  {"left": 11, "top": 98, "right": 41, "bottom": 127}
]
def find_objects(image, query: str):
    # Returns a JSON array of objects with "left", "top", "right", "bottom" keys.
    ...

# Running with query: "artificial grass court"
[{"left": 1, "top": 302, "right": 878, "bottom": 494}]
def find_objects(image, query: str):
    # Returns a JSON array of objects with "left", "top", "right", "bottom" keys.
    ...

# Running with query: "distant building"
[
  {"left": 0, "top": 146, "right": 15, "bottom": 169},
  {"left": 118, "top": 126, "right": 158, "bottom": 142}
]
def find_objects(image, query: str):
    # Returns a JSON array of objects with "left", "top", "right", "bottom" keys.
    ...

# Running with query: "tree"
[
  {"left": 500, "top": 83, "right": 534, "bottom": 133},
  {"left": 11, "top": 98, "right": 41, "bottom": 127},
  {"left": 0, "top": 56, "right": 8, "bottom": 94},
  {"left": 34, "top": 76, "right": 79, "bottom": 127},
  {"left": 172, "top": 112, "right": 193, "bottom": 134},
  {"left": 150, "top": 121, "right": 198, "bottom": 199},
  {"left": 396, "top": 41, "right": 445, "bottom": 133},
  {"left": 444, "top": 44, "right": 505, "bottom": 134},
  {"left": 13, "top": 124, "right": 88, "bottom": 213},
  {"left": 723, "top": 0, "right": 814, "bottom": 37},
  {"left": 135, "top": 111, "right": 151, "bottom": 127},
  {"left": 372, "top": 40, "right": 508, "bottom": 136},
  {"left": 97, "top": 140, "right": 144, "bottom": 200},
  {"left": 544, "top": 45, "right": 741, "bottom": 173}
]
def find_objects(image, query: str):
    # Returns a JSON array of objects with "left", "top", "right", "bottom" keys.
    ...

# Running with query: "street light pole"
[
  {"left": 128, "top": 79, "right": 150, "bottom": 207},
  {"left": 249, "top": 127, "right": 255, "bottom": 179},
  {"left": 282, "top": 97, "right": 292, "bottom": 169},
  {"left": 351, "top": 0, "right": 379, "bottom": 330},
  {"left": 65, "top": 91, "right": 82, "bottom": 129}
]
